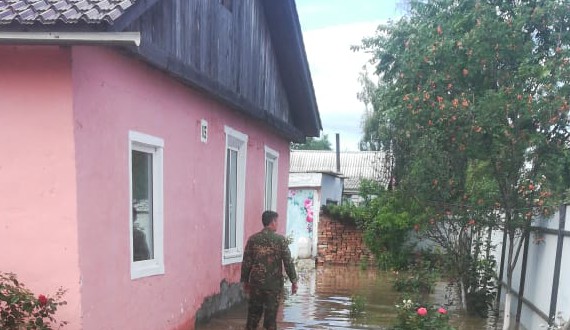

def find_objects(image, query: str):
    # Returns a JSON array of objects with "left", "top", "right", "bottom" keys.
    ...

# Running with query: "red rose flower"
[
  {"left": 38, "top": 294, "right": 48, "bottom": 306},
  {"left": 417, "top": 307, "right": 428, "bottom": 316},
  {"left": 438, "top": 307, "right": 447, "bottom": 314}
]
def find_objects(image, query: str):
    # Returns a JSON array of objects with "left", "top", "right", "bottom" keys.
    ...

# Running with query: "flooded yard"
[{"left": 197, "top": 265, "right": 500, "bottom": 329}]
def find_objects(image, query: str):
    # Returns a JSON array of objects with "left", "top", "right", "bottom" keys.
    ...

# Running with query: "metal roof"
[
  {"left": 0, "top": 0, "right": 134, "bottom": 25},
  {"left": 289, "top": 150, "right": 389, "bottom": 193}
]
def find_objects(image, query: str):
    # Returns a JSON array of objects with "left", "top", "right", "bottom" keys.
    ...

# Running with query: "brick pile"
[{"left": 316, "top": 215, "right": 374, "bottom": 265}]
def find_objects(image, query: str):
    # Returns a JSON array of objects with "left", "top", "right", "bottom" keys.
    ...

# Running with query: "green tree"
[
  {"left": 357, "top": 0, "right": 570, "bottom": 326},
  {"left": 291, "top": 134, "right": 332, "bottom": 150}
]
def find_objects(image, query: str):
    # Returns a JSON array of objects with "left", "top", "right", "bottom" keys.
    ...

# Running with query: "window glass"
[
  {"left": 225, "top": 149, "right": 238, "bottom": 249},
  {"left": 132, "top": 150, "right": 154, "bottom": 261},
  {"left": 265, "top": 159, "right": 274, "bottom": 210},
  {"left": 264, "top": 147, "right": 278, "bottom": 211},
  {"left": 222, "top": 126, "right": 247, "bottom": 264},
  {"left": 129, "top": 131, "right": 164, "bottom": 279}
]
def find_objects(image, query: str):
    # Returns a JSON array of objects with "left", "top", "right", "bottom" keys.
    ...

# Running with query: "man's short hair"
[{"left": 262, "top": 210, "right": 278, "bottom": 227}]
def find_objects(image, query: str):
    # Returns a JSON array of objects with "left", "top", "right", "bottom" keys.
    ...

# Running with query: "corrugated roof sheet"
[
  {"left": 0, "top": 0, "right": 134, "bottom": 24},
  {"left": 289, "top": 150, "right": 390, "bottom": 192}
]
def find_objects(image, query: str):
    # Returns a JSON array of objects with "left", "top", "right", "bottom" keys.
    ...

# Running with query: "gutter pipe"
[{"left": 0, "top": 32, "right": 140, "bottom": 46}]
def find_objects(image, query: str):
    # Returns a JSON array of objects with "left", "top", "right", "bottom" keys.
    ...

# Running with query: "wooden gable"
[{"left": 121, "top": 0, "right": 316, "bottom": 141}]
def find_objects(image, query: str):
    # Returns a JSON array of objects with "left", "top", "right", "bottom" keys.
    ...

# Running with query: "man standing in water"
[{"left": 241, "top": 210, "right": 298, "bottom": 330}]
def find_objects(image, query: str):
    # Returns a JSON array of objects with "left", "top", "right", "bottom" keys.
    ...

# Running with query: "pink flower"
[
  {"left": 306, "top": 209, "right": 314, "bottom": 223},
  {"left": 438, "top": 307, "right": 447, "bottom": 314},
  {"left": 38, "top": 294, "right": 48, "bottom": 306},
  {"left": 417, "top": 307, "right": 428, "bottom": 316},
  {"left": 304, "top": 198, "right": 312, "bottom": 209}
]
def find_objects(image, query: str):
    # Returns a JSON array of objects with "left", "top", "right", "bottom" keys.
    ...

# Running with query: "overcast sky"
[{"left": 296, "top": 0, "right": 402, "bottom": 151}]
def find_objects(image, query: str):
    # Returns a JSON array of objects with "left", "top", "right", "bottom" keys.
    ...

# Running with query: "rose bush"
[
  {"left": 0, "top": 272, "right": 67, "bottom": 330},
  {"left": 390, "top": 299, "right": 454, "bottom": 330}
]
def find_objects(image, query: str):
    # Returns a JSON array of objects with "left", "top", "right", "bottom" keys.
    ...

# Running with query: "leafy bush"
[
  {"left": 0, "top": 272, "right": 67, "bottom": 330},
  {"left": 322, "top": 181, "right": 421, "bottom": 270},
  {"left": 390, "top": 299, "right": 454, "bottom": 330},
  {"left": 465, "top": 257, "right": 497, "bottom": 318},
  {"left": 321, "top": 203, "right": 359, "bottom": 227},
  {"left": 393, "top": 261, "right": 439, "bottom": 295}
]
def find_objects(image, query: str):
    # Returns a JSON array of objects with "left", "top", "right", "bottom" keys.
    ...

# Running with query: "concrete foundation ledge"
[{"left": 195, "top": 280, "right": 245, "bottom": 326}]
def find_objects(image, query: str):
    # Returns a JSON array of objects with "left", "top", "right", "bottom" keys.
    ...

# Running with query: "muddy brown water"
[{"left": 197, "top": 265, "right": 501, "bottom": 329}]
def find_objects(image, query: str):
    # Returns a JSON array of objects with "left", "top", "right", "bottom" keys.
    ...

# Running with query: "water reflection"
[
  {"left": 281, "top": 266, "right": 400, "bottom": 329},
  {"left": 197, "top": 265, "right": 499, "bottom": 329}
]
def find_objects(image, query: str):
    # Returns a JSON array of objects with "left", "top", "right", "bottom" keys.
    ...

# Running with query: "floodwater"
[{"left": 197, "top": 265, "right": 501, "bottom": 329}]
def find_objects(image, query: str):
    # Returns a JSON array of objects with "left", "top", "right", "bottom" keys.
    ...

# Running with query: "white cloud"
[{"left": 302, "top": 21, "right": 381, "bottom": 151}]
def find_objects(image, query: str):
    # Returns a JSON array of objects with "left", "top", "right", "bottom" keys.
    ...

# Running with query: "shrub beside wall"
[{"left": 317, "top": 215, "right": 374, "bottom": 265}]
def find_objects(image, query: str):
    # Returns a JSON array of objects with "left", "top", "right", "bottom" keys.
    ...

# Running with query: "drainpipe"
[
  {"left": 335, "top": 133, "right": 340, "bottom": 173},
  {"left": 0, "top": 32, "right": 141, "bottom": 46}
]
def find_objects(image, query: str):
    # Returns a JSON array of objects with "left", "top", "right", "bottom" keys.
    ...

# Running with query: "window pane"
[
  {"left": 265, "top": 159, "right": 273, "bottom": 210},
  {"left": 132, "top": 150, "right": 154, "bottom": 262},
  {"left": 225, "top": 149, "right": 238, "bottom": 249}
]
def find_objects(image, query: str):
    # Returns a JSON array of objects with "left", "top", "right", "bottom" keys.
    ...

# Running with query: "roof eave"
[
  {"left": 0, "top": 31, "right": 140, "bottom": 46},
  {"left": 261, "top": 0, "right": 322, "bottom": 137}
]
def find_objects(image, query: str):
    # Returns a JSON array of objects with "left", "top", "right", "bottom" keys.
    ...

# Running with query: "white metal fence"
[{"left": 493, "top": 205, "right": 570, "bottom": 329}]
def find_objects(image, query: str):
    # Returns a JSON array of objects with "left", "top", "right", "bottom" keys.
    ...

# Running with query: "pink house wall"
[
  {"left": 0, "top": 46, "right": 82, "bottom": 327},
  {"left": 71, "top": 46, "right": 291, "bottom": 330}
]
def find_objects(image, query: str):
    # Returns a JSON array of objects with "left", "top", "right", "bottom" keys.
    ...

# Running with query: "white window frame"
[
  {"left": 129, "top": 131, "right": 165, "bottom": 279},
  {"left": 222, "top": 126, "right": 248, "bottom": 265},
  {"left": 264, "top": 146, "right": 279, "bottom": 211}
]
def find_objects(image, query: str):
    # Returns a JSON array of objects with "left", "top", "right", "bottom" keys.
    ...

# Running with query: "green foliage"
[
  {"left": 393, "top": 261, "right": 439, "bottom": 295},
  {"left": 390, "top": 299, "right": 455, "bottom": 330},
  {"left": 356, "top": 0, "right": 570, "bottom": 317},
  {"left": 321, "top": 203, "right": 359, "bottom": 227},
  {"left": 359, "top": 256, "right": 369, "bottom": 271},
  {"left": 464, "top": 246, "right": 497, "bottom": 318},
  {"left": 323, "top": 181, "right": 419, "bottom": 270},
  {"left": 291, "top": 134, "right": 332, "bottom": 150},
  {"left": 358, "top": 191, "right": 420, "bottom": 270},
  {"left": 357, "top": 0, "right": 570, "bottom": 222},
  {"left": 0, "top": 272, "right": 67, "bottom": 330},
  {"left": 349, "top": 295, "right": 367, "bottom": 318}
]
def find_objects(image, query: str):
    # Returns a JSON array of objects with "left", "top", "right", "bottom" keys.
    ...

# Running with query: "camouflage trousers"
[{"left": 245, "top": 287, "right": 283, "bottom": 330}]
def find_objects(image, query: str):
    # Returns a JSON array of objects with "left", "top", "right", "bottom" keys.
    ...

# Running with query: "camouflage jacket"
[{"left": 240, "top": 228, "right": 297, "bottom": 290}]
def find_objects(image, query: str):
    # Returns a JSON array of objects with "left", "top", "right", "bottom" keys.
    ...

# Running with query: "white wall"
[
  {"left": 288, "top": 172, "right": 343, "bottom": 258},
  {"left": 289, "top": 172, "right": 322, "bottom": 188}
]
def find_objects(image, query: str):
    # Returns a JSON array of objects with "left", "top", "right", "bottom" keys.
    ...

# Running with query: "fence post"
[
  {"left": 549, "top": 204, "right": 566, "bottom": 326},
  {"left": 496, "top": 228, "right": 508, "bottom": 314},
  {"left": 515, "top": 229, "right": 531, "bottom": 328}
]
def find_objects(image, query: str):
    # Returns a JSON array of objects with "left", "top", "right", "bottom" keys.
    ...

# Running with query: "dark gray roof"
[
  {"left": 0, "top": 0, "right": 134, "bottom": 24},
  {"left": 289, "top": 150, "right": 390, "bottom": 193}
]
